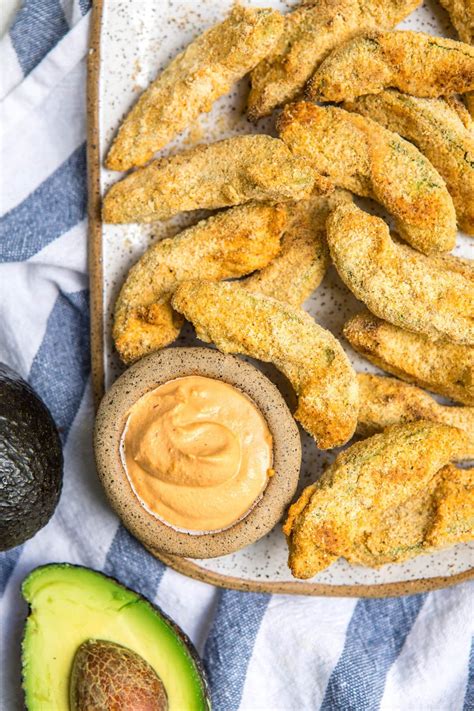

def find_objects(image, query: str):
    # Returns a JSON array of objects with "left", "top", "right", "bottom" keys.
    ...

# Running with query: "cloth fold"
[{"left": 0, "top": 3, "right": 472, "bottom": 709}]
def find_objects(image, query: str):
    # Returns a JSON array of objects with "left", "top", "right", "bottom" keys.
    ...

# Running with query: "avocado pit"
[{"left": 70, "top": 639, "right": 168, "bottom": 711}]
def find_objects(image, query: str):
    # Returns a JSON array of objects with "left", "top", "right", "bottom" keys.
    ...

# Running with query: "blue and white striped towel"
[{"left": 0, "top": 3, "right": 473, "bottom": 709}]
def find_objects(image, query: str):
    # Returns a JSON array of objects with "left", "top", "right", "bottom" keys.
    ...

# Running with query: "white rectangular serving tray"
[{"left": 88, "top": 0, "right": 473, "bottom": 596}]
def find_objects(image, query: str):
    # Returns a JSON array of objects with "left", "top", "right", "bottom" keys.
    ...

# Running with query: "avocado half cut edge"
[{"left": 21, "top": 564, "right": 210, "bottom": 711}]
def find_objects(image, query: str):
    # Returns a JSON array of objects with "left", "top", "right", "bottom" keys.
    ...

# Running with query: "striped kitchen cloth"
[{"left": 0, "top": 2, "right": 472, "bottom": 709}]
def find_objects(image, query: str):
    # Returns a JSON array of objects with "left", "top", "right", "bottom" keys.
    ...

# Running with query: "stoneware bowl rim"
[{"left": 94, "top": 347, "right": 302, "bottom": 558}]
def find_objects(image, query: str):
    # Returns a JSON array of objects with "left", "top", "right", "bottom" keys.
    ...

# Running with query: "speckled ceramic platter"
[{"left": 88, "top": 0, "right": 474, "bottom": 596}]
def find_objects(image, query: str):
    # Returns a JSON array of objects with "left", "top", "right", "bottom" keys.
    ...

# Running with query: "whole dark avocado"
[{"left": 0, "top": 363, "right": 63, "bottom": 551}]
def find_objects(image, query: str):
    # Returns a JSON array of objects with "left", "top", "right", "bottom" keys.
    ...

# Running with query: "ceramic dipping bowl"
[{"left": 94, "top": 347, "right": 302, "bottom": 559}]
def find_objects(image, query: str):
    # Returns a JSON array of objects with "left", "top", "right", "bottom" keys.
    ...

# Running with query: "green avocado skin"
[{"left": 0, "top": 363, "right": 63, "bottom": 551}]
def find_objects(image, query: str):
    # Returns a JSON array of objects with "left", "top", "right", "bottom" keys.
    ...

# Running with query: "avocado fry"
[
  {"left": 439, "top": 0, "right": 474, "bottom": 44},
  {"left": 247, "top": 0, "right": 421, "bottom": 121},
  {"left": 242, "top": 190, "right": 352, "bottom": 306},
  {"left": 113, "top": 203, "right": 286, "bottom": 364},
  {"left": 102, "top": 135, "right": 324, "bottom": 224},
  {"left": 344, "top": 91, "right": 474, "bottom": 234},
  {"left": 172, "top": 280, "right": 359, "bottom": 449},
  {"left": 356, "top": 373, "right": 474, "bottom": 459},
  {"left": 307, "top": 30, "right": 474, "bottom": 102},
  {"left": 437, "top": 0, "right": 474, "bottom": 117},
  {"left": 425, "top": 464, "right": 474, "bottom": 549},
  {"left": 278, "top": 102, "right": 456, "bottom": 254},
  {"left": 326, "top": 202, "right": 474, "bottom": 345},
  {"left": 106, "top": 6, "right": 284, "bottom": 170},
  {"left": 431, "top": 251, "right": 474, "bottom": 282},
  {"left": 444, "top": 94, "right": 474, "bottom": 129},
  {"left": 344, "top": 311, "right": 474, "bottom": 406},
  {"left": 283, "top": 421, "right": 469, "bottom": 578},
  {"left": 349, "top": 463, "right": 474, "bottom": 567}
]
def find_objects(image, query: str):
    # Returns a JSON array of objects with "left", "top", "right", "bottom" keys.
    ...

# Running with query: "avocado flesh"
[{"left": 22, "top": 564, "right": 208, "bottom": 711}]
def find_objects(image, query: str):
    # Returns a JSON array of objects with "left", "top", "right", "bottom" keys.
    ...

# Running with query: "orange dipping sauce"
[{"left": 121, "top": 376, "right": 273, "bottom": 532}]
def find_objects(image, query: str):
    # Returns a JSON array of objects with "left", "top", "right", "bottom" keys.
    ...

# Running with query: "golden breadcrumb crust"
[
  {"left": 425, "top": 464, "right": 474, "bottom": 549},
  {"left": 357, "top": 374, "right": 474, "bottom": 458},
  {"left": 431, "top": 252, "right": 474, "bottom": 281},
  {"left": 113, "top": 203, "right": 286, "bottom": 364},
  {"left": 106, "top": 6, "right": 284, "bottom": 170},
  {"left": 444, "top": 94, "right": 474, "bottom": 128},
  {"left": 438, "top": 1, "right": 474, "bottom": 118},
  {"left": 247, "top": 0, "right": 421, "bottom": 120},
  {"left": 284, "top": 421, "right": 469, "bottom": 578},
  {"left": 278, "top": 102, "right": 456, "bottom": 254},
  {"left": 344, "top": 311, "right": 474, "bottom": 406},
  {"left": 439, "top": 0, "right": 474, "bottom": 44},
  {"left": 307, "top": 30, "right": 474, "bottom": 101},
  {"left": 103, "top": 135, "right": 325, "bottom": 224},
  {"left": 326, "top": 203, "right": 473, "bottom": 345},
  {"left": 345, "top": 91, "right": 474, "bottom": 234},
  {"left": 349, "top": 463, "right": 474, "bottom": 566},
  {"left": 243, "top": 190, "right": 351, "bottom": 306},
  {"left": 172, "top": 280, "right": 358, "bottom": 449}
]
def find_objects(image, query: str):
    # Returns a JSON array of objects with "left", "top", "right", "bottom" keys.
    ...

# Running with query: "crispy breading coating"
[
  {"left": 444, "top": 94, "right": 474, "bottom": 129},
  {"left": 357, "top": 373, "right": 474, "bottom": 458},
  {"left": 389, "top": 233, "right": 474, "bottom": 280},
  {"left": 307, "top": 30, "right": 474, "bottom": 102},
  {"left": 113, "top": 203, "right": 286, "bottom": 364},
  {"left": 172, "top": 280, "right": 358, "bottom": 448},
  {"left": 283, "top": 421, "right": 469, "bottom": 578},
  {"left": 278, "top": 102, "right": 456, "bottom": 254},
  {"left": 438, "top": 1, "right": 474, "bottom": 118},
  {"left": 326, "top": 203, "right": 474, "bottom": 345},
  {"left": 344, "top": 311, "right": 474, "bottom": 406},
  {"left": 247, "top": 0, "right": 420, "bottom": 121},
  {"left": 345, "top": 91, "right": 474, "bottom": 234},
  {"left": 432, "top": 252, "right": 474, "bottom": 281},
  {"left": 105, "top": 7, "right": 284, "bottom": 171},
  {"left": 349, "top": 464, "right": 474, "bottom": 566},
  {"left": 242, "top": 190, "right": 351, "bottom": 306},
  {"left": 439, "top": 0, "right": 474, "bottom": 44},
  {"left": 425, "top": 464, "right": 474, "bottom": 549},
  {"left": 102, "top": 135, "right": 323, "bottom": 224}
]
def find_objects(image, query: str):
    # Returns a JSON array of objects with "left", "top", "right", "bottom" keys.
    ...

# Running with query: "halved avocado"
[{"left": 21, "top": 564, "right": 210, "bottom": 711}]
